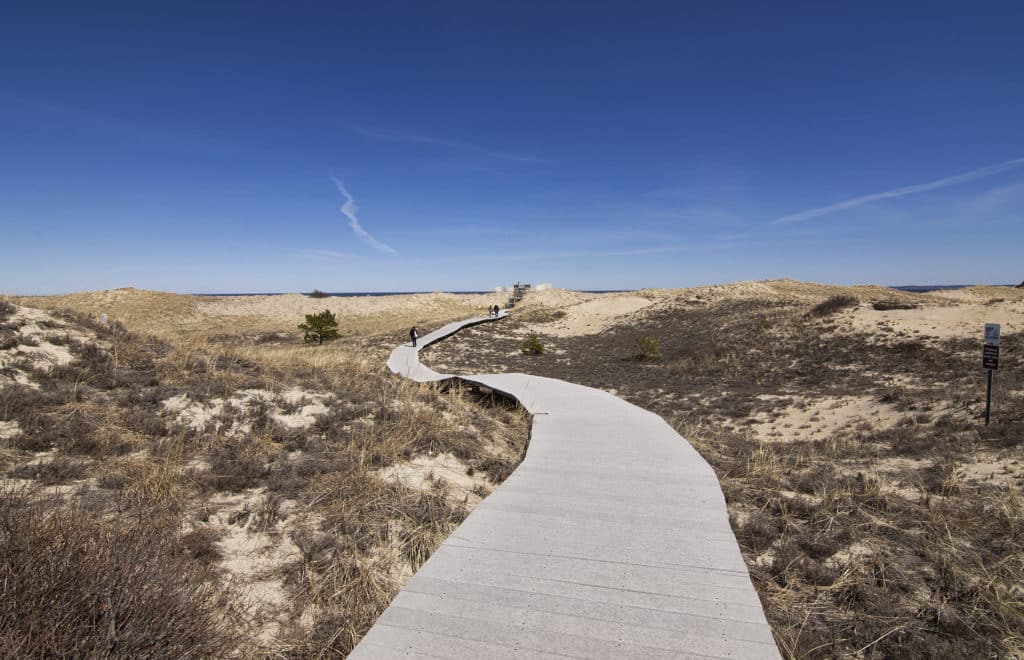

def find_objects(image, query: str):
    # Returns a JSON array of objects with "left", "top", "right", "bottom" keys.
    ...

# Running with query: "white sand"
[
  {"left": 528, "top": 293, "right": 658, "bottom": 337},
  {"left": 847, "top": 295, "right": 1024, "bottom": 340},
  {"left": 162, "top": 388, "right": 332, "bottom": 434},
  {"left": 377, "top": 452, "right": 492, "bottom": 508}
]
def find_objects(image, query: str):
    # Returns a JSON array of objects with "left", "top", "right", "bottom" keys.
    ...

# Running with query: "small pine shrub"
[
  {"left": 633, "top": 335, "right": 661, "bottom": 360},
  {"left": 521, "top": 334, "right": 544, "bottom": 355},
  {"left": 306, "top": 289, "right": 331, "bottom": 298},
  {"left": 298, "top": 309, "right": 341, "bottom": 345}
]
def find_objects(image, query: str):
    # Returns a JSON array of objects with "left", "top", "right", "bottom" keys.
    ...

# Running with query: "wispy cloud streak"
[
  {"left": 331, "top": 177, "right": 397, "bottom": 254},
  {"left": 348, "top": 123, "right": 539, "bottom": 163},
  {"left": 774, "top": 157, "right": 1024, "bottom": 224}
]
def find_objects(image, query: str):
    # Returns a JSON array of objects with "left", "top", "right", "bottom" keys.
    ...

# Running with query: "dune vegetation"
[
  {"left": 425, "top": 280, "right": 1024, "bottom": 658},
  {"left": 3, "top": 281, "right": 1022, "bottom": 658},
  {"left": 0, "top": 291, "right": 528, "bottom": 656}
]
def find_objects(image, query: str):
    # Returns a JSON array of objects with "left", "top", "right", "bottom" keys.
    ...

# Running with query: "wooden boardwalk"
[{"left": 350, "top": 314, "right": 779, "bottom": 659}]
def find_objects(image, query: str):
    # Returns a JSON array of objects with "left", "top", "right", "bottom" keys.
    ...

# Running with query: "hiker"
[
  {"left": 409, "top": 326, "right": 419, "bottom": 347},
  {"left": 494, "top": 304, "right": 500, "bottom": 316}
]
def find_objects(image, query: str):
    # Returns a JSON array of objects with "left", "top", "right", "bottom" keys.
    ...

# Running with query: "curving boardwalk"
[{"left": 350, "top": 314, "right": 780, "bottom": 659}]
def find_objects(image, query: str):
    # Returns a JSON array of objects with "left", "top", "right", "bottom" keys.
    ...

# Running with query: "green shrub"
[
  {"left": 306, "top": 289, "right": 331, "bottom": 298},
  {"left": 633, "top": 335, "right": 661, "bottom": 360},
  {"left": 809, "top": 295, "right": 858, "bottom": 317},
  {"left": 521, "top": 334, "right": 544, "bottom": 355},
  {"left": 298, "top": 309, "right": 341, "bottom": 345}
]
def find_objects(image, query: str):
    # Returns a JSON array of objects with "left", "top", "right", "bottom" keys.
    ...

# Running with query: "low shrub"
[
  {"left": 8, "top": 456, "right": 88, "bottom": 484},
  {"left": 0, "top": 489, "right": 242, "bottom": 657},
  {"left": 521, "top": 334, "right": 544, "bottom": 355},
  {"left": 872, "top": 300, "right": 919, "bottom": 311},
  {"left": 809, "top": 295, "right": 859, "bottom": 317},
  {"left": 633, "top": 335, "right": 661, "bottom": 360},
  {"left": 298, "top": 309, "right": 341, "bottom": 345}
]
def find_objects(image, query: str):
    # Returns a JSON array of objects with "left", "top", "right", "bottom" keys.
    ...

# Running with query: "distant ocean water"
[
  {"left": 195, "top": 285, "right": 1017, "bottom": 297},
  {"left": 891, "top": 285, "right": 1015, "bottom": 293}
]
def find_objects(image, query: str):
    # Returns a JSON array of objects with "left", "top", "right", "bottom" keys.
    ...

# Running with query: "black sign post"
[{"left": 983, "top": 324, "right": 1000, "bottom": 426}]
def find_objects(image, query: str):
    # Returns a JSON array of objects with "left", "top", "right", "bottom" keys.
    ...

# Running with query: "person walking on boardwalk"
[{"left": 409, "top": 326, "right": 419, "bottom": 347}]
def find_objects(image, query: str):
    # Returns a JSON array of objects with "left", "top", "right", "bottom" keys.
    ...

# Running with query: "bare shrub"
[
  {"left": 180, "top": 526, "right": 224, "bottom": 564},
  {"left": 252, "top": 492, "right": 284, "bottom": 531},
  {"left": 122, "top": 406, "right": 168, "bottom": 437},
  {"left": 8, "top": 455, "right": 88, "bottom": 484},
  {"left": 0, "top": 489, "right": 242, "bottom": 657},
  {"left": 203, "top": 437, "right": 273, "bottom": 492},
  {"left": 872, "top": 300, "right": 918, "bottom": 311},
  {"left": 472, "top": 455, "right": 517, "bottom": 482}
]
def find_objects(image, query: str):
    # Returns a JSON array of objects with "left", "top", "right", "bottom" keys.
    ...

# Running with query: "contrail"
[
  {"left": 774, "top": 157, "right": 1024, "bottom": 224},
  {"left": 331, "top": 177, "right": 397, "bottom": 254}
]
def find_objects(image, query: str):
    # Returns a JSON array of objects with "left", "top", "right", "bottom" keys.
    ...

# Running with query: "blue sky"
[{"left": 2, "top": 2, "right": 1023, "bottom": 294}]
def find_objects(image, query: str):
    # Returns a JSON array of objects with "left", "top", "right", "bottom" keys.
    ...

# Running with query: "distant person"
[{"left": 409, "top": 326, "right": 419, "bottom": 347}]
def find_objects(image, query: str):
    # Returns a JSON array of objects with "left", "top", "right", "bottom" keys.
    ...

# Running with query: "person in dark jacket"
[{"left": 409, "top": 326, "right": 419, "bottom": 347}]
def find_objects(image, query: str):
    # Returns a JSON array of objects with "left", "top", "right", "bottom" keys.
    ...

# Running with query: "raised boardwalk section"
[{"left": 351, "top": 314, "right": 779, "bottom": 658}]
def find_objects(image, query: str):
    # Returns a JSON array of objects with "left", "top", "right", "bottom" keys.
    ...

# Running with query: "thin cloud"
[
  {"left": 330, "top": 177, "right": 397, "bottom": 254},
  {"left": 774, "top": 157, "right": 1024, "bottom": 224},
  {"left": 287, "top": 249, "right": 354, "bottom": 261},
  {"left": 347, "top": 123, "right": 539, "bottom": 163}
]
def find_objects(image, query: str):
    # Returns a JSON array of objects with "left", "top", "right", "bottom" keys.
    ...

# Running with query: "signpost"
[{"left": 983, "top": 323, "right": 1000, "bottom": 425}]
